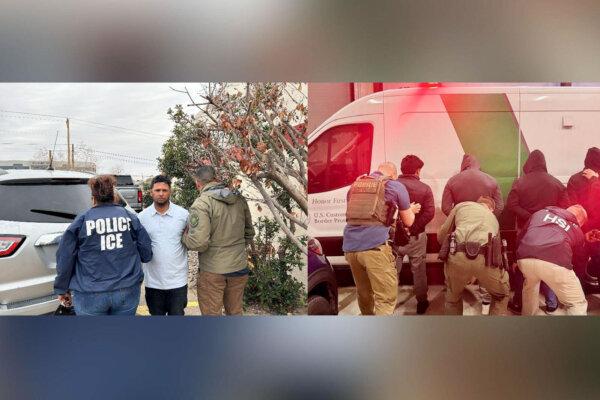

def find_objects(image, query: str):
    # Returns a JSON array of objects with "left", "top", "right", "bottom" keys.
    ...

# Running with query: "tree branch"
[{"left": 251, "top": 177, "right": 307, "bottom": 255}]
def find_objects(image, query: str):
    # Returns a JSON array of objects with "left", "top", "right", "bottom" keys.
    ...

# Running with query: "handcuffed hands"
[
  {"left": 58, "top": 292, "right": 72, "bottom": 307},
  {"left": 585, "top": 229, "right": 600, "bottom": 243},
  {"left": 410, "top": 202, "right": 422, "bottom": 214},
  {"left": 582, "top": 168, "right": 599, "bottom": 180}
]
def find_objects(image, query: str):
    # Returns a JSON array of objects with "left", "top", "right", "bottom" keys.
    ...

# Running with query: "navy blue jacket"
[
  {"left": 54, "top": 204, "right": 153, "bottom": 294},
  {"left": 516, "top": 207, "right": 587, "bottom": 271}
]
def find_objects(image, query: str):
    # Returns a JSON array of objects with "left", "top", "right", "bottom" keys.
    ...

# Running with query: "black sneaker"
[
  {"left": 543, "top": 304, "right": 558, "bottom": 314},
  {"left": 416, "top": 300, "right": 429, "bottom": 315},
  {"left": 507, "top": 300, "right": 522, "bottom": 315}
]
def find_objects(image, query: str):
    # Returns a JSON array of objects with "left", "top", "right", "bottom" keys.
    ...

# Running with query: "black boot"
[{"left": 416, "top": 299, "right": 429, "bottom": 315}]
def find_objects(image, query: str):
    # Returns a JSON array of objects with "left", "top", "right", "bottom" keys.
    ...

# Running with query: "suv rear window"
[
  {"left": 114, "top": 175, "right": 134, "bottom": 186},
  {"left": 308, "top": 123, "right": 374, "bottom": 194},
  {"left": 0, "top": 179, "right": 92, "bottom": 223}
]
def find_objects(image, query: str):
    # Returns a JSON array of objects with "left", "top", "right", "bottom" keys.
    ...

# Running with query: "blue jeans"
[
  {"left": 512, "top": 267, "right": 558, "bottom": 309},
  {"left": 73, "top": 285, "right": 141, "bottom": 316}
]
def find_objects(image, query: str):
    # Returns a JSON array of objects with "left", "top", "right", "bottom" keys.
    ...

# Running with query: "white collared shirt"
[{"left": 138, "top": 202, "right": 189, "bottom": 290}]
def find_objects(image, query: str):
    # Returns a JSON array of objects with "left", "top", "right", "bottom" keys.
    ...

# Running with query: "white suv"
[{"left": 0, "top": 169, "right": 130, "bottom": 315}]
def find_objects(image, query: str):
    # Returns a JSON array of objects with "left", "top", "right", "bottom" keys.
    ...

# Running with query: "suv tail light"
[
  {"left": 0, "top": 235, "right": 26, "bottom": 258},
  {"left": 137, "top": 189, "right": 143, "bottom": 204},
  {"left": 308, "top": 238, "right": 323, "bottom": 255}
]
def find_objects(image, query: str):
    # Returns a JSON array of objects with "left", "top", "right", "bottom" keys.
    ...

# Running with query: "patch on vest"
[{"left": 190, "top": 213, "right": 199, "bottom": 228}]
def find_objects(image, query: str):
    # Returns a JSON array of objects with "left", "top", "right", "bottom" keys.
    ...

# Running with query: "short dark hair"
[
  {"left": 400, "top": 155, "right": 424, "bottom": 175},
  {"left": 193, "top": 165, "right": 216, "bottom": 184},
  {"left": 151, "top": 175, "right": 171, "bottom": 189}
]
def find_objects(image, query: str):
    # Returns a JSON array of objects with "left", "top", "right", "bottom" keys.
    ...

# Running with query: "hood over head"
[
  {"left": 523, "top": 149, "right": 547, "bottom": 174},
  {"left": 584, "top": 147, "right": 600, "bottom": 172},
  {"left": 460, "top": 154, "right": 480, "bottom": 171}
]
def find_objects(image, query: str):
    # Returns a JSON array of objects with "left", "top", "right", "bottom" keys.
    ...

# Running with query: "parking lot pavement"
[{"left": 338, "top": 285, "right": 600, "bottom": 316}]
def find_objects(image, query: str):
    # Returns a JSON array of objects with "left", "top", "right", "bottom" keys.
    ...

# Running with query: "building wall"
[{"left": 307, "top": 83, "right": 352, "bottom": 133}]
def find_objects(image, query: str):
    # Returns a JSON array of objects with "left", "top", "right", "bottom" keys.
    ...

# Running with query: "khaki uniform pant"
[
  {"left": 518, "top": 258, "right": 588, "bottom": 316},
  {"left": 444, "top": 252, "right": 510, "bottom": 315},
  {"left": 345, "top": 243, "right": 398, "bottom": 315},
  {"left": 197, "top": 270, "right": 249, "bottom": 316}
]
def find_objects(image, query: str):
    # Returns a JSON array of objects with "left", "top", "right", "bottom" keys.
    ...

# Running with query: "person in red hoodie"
[
  {"left": 506, "top": 150, "right": 570, "bottom": 314},
  {"left": 567, "top": 147, "right": 600, "bottom": 283}
]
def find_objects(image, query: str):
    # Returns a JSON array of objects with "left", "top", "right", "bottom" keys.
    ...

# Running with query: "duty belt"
[{"left": 455, "top": 242, "right": 487, "bottom": 257}]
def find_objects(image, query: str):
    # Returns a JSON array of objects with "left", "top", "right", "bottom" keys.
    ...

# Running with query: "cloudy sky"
[{"left": 0, "top": 83, "right": 205, "bottom": 178}]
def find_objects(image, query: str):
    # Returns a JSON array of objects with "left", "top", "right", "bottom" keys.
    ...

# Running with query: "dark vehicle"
[
  {"left": 308, "top": 238, "right": 338, "bottom": 315},
  {"left": 114, "top": 174, "right": 143, "bottom": 212}
]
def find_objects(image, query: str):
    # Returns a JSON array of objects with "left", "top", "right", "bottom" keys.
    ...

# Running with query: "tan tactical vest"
[{"left": 346, "top": 174, "right": 391, "bottom": 226}]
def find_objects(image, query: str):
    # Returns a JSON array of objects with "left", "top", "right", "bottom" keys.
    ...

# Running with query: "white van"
[{"left": 308, "top": 86, "right": 600, "bottom": 267}]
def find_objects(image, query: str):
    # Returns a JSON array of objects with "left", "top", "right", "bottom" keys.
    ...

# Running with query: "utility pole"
[
  {"left": 66, "top": 118, "right": 71, "bottom": 169},
  {"left": 71, "top": 144, "right": 75, "bottom": 170}
]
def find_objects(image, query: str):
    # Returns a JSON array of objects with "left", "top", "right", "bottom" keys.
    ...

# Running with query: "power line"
[
  {"left": 0, "top": 109, "right": 65, "bottom": 119},
  {"left": 91, "top": 150, "right": 156, "bottom": 162},
  {"left": 70, "top": 118, "right": 169, "bottom": 138},
  {"left": 0, "top": 109, "right": 169, "bottom": 138}
]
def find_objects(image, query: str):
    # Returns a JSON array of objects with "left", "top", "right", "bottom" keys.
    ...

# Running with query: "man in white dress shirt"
[{"left": 138, "top": 175, "right": 190, "bottom": 315}]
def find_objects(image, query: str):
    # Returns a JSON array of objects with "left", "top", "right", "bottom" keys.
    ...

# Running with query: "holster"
[
  {"left": 492, "top": 236, "right": 503, "bottom": 268},
  {"left": 438, "top": 234, "right": 453, "bottom": 261},
  {"left": 464, "top": 242, "right": 482, "bottom": 260},
  {"left": 393, "top": 219, "right": 410, "bottom": 247},
  {"left": 483, "top": 234, "right": 504, "bottom": 268},
  {"left": 385, "top": 201, "right": 398, "bottom": 227}
]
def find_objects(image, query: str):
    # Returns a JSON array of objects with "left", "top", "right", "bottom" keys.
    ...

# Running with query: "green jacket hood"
[{"left": 201, "top": 181, "right": 238, "bottom": 204}]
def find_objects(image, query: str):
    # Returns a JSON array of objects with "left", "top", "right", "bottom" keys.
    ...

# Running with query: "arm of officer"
[
  {"left": 392, "top": 181, "right": 415, "bottom": 227},
  {"left": 441, "top": 184, "right": 453, "bottom": 216},
  {"left": 438, "top": 207, "right": 457, "bottom": 245},
  {"left": 54, "top": 216, "right": 82, "bottom": 295},
  {"left": 131, "top": 215, "right": 153, "bottom": 263},
  {"left": 242, "top": 198, "right": 255, "bottom": 245},
  {"left": 182, "top": 200, "right": 211, "bottom": 253},
  {"left": 506, "top": 183, "right": 531, "bottom": 223},
  {"left": 492, "top": 184, "right": 504, "bottom": 215}
]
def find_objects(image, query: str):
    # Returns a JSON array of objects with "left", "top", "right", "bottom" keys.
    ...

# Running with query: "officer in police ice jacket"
[{"left": 54, "top": 175, "right": 152, "bottom": 316}]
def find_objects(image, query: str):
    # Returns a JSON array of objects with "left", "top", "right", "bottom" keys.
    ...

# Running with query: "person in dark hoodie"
[
  {"left": 182, "top": 166, "right": 255, "bottom": 316},
  {"left": 517, "top": 205, "right": 592, "bottom": 315},
  {"left": 395, "top": 155, "right": 435, "bottom": 314},
  {"left": 54, "top": 175, "right": 153, "bottom": 315},
  {"left": 441, "top": 154, "right": 504, "bottom": 217},
  {"left": 567, "top": 147, "right": 600, "bottom": 281},
  {"left": 506, "top": 150, "right": 569, "bottom": 314}
]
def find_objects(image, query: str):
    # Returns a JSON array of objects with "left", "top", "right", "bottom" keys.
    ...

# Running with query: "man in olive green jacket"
[
  {"left": 438, "top": 197, "right": 510, "bottom": 315},
  {"left": 182, "top": 166, "right": 255, "bottom": 315}
]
